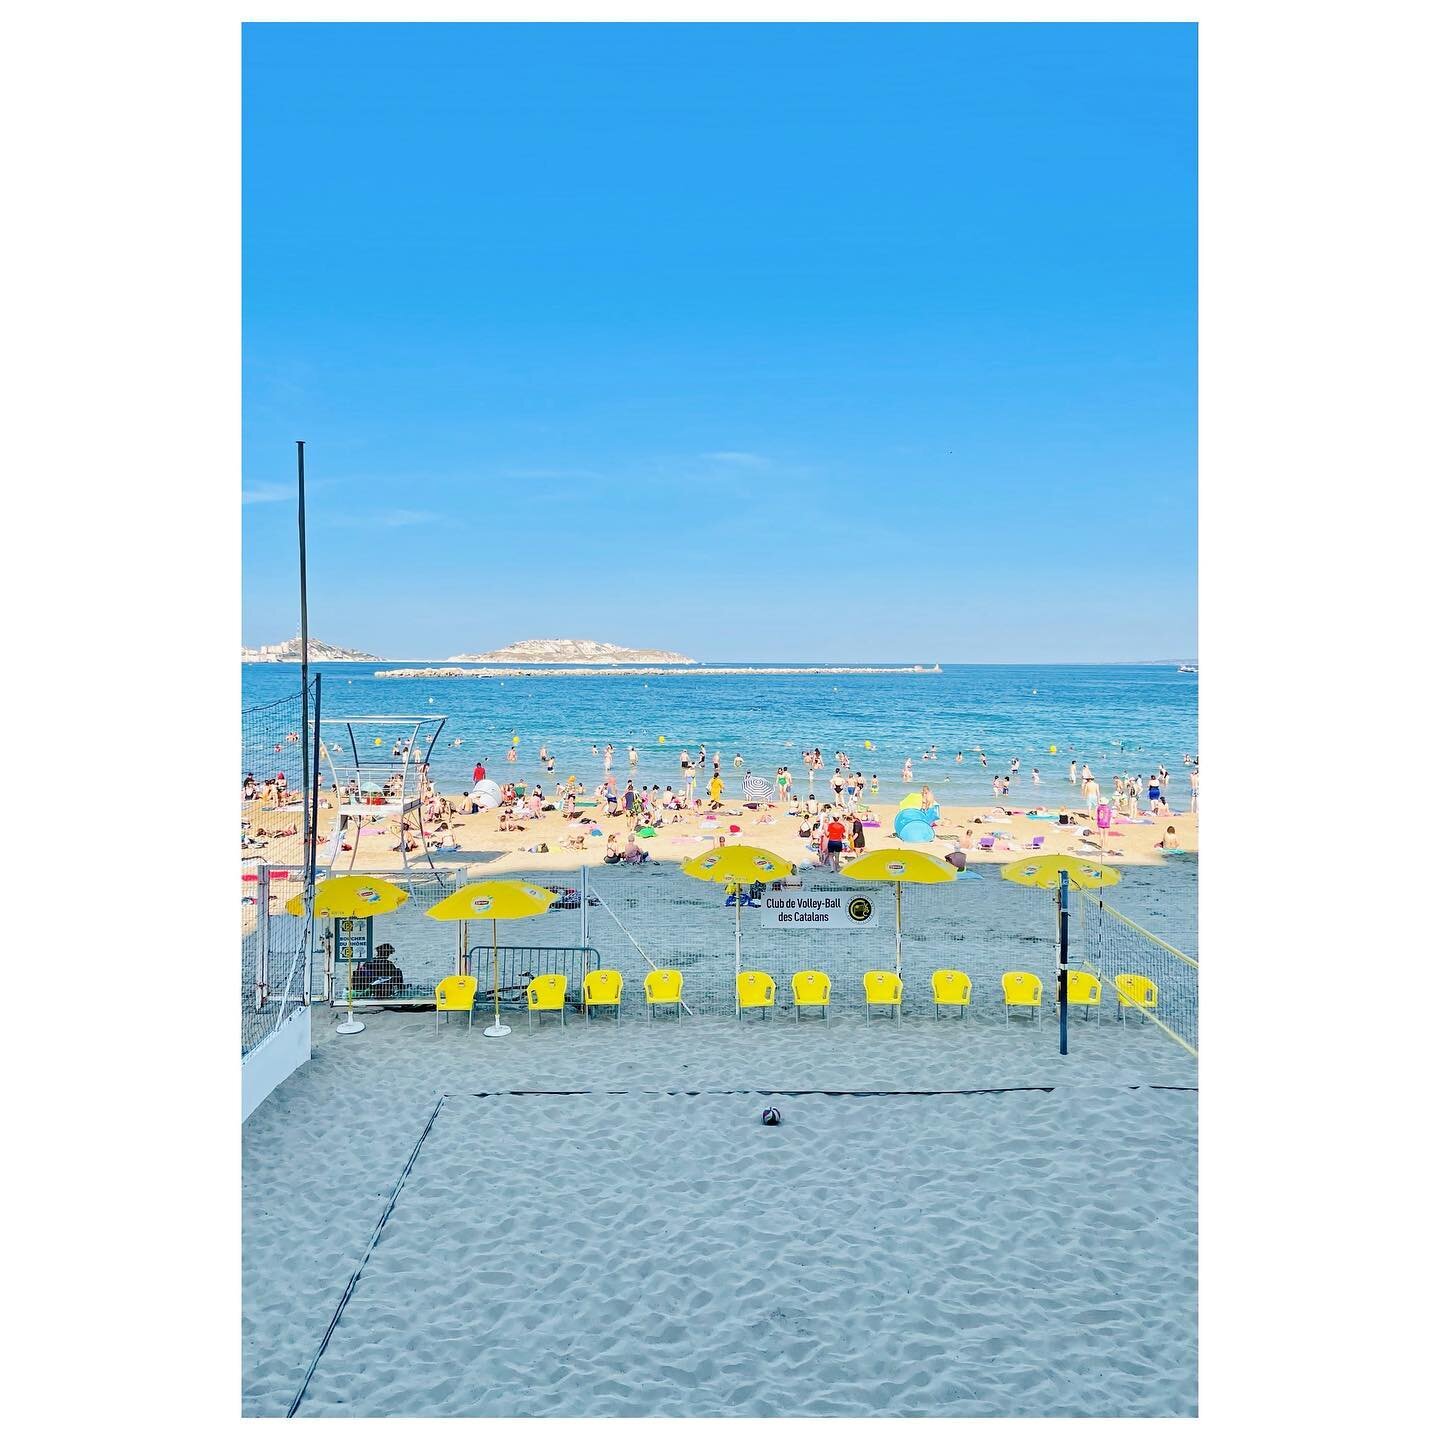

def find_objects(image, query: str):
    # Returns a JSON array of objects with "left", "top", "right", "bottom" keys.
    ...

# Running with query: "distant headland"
[
  {"left": 376, "top": 664, "right": 942, "bottom": 679},
  {"left": 241, "top": 636, "right": 382, "bottom": 663},
  {"left": 447, "top": 638, "right": 696, "bottom": 665}
]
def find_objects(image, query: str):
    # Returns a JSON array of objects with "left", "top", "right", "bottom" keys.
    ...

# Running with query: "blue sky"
[{"left": 243, "top": 22, "right": 1196, "bottom": 662}]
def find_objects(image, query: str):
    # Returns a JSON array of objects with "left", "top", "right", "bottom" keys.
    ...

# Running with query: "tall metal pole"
[
  {"left": 297, "top": 439, "right": 311, "bottom": 826},
  {"left": 296, "top": 441, "right": 316, "bottom": 1006},
  {"left": 305, "top": 671, "right": 322, "bottom": 1004},
  {"left": 1058, "top": 870, "right": 1070, "bottom": 1056}
]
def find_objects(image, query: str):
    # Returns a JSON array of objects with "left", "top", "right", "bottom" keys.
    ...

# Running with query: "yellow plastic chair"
[
  {"left": 643, "top": 967, "right": 684, "bottom": 1022},
  {"left": 1001, "top": 971, "right": 1043, "bottom": 1024},
  {"left": 1115, "top": 973, "right": 1158, "bottom": 1025},
  {"left": 1063, "top": 970, "right": 1102, "bottom": 1020},
  {"left": 582, "top": 968, "right": 623, "bottom": 1023},
  {"left": 790, "top": 969, "right": 831, "bottom": 1025},
  {"left": 526, "top": 973, "right": 568, "bottom": 1030},
  {"left": 736, "top": 969, "right": 776, "bottom": 1022},
  {"left": 434, "top": 974, "right": 478, "bottom": 1033},
  {"left": 863, "top": 970, "right": 903, "bottom": 1025},
  {"left": 930, "top": 969, "right": 972, "bottom": 1020}
]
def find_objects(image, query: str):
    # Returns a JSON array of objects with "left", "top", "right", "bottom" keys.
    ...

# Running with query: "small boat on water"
[{"left": 1178, "top": 664, "right": 1198, "bottom": 674}]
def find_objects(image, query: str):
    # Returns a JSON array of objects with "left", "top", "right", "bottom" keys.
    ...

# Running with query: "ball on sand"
[{"left": 761, "top": 1107, "right": 782, "bottom": 1127}]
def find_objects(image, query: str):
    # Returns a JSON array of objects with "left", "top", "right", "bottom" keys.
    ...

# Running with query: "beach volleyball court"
[{"left": 285, "top": 1084, "right": 1196, "bottom": 1418}]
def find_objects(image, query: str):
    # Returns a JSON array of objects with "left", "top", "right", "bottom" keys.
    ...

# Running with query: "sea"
[{"left": 242, "top": 661, "right": 1198, "bottom": 811}]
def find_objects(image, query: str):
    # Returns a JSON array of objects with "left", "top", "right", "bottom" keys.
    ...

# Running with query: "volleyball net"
[{"left": 1072, "top": 888, "right": 1198, "bottom": 1057}]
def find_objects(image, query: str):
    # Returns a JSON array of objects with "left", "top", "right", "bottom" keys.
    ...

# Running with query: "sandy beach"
[
  {"left": 244, "top": 1007, "right": 1197, "bottom": 1418},
  {"left": 246, "top": 787, "right": 1197, "bottom": 885}
]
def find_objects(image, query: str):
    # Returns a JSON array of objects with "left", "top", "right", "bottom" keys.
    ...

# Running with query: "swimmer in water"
[
  {"left": 1032, "top": 768, "right": 1040, "bottom": 784},
  {"left": 901, "top": 758, "right": 913, "bottom": 782}
]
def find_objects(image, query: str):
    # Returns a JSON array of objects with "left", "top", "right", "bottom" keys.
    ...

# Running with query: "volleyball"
[{"left": 761, "top": 1107, "right": 782, "bottom": 1126}]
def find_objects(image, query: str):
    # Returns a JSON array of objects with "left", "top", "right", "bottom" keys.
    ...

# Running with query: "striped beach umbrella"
[{"left": 741, "top": 774, "right": 778, "bottom": 804}]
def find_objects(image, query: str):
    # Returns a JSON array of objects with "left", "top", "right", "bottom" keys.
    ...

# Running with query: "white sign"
[{"left": 760, "top": 890, "right": 879, "bottom": 930}]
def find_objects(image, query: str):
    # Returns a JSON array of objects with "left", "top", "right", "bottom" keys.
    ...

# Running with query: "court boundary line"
[
  {"left": 456, "top": 1085, "right": 1197, "bottom": 1097},
  {"left": 286, "top": 1093, "right": 447, "bottom": 1418},
  {"left": 282, "top": 1081, "right": 1196, "bottom": 1417}
]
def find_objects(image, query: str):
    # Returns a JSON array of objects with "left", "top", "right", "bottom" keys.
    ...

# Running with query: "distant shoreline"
[{"left": 373, "top": 665, "right": 944, "bottom": 679}]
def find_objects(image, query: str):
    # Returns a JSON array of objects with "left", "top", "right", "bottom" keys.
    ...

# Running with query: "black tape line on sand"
[
  {"left": 455, "top": 1085, "right": 1198, "bottom": 1098},
  {"left": 287, "top": 1093, "right": 447, "bottom": 1419}
]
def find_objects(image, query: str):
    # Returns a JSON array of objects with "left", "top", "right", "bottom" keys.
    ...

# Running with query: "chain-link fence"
[
  {"left": 304, "top": 863, "right": 1167, "bottom": 1021},
  {"left": 242, "top": 681, "right": 317, "bottom": 1056}
]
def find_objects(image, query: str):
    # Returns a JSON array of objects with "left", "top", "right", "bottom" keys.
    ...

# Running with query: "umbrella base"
[
  {"left": 483, "top": 1022, "right": 512, "bottom": 1038},
  {"left": 336, "top": 1018, "right": 366, "bottom": 1035}
]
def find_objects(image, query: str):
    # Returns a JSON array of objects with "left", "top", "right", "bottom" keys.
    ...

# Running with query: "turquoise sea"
[{"left": 243, "top": 662, "right": 1197, "bottom": 810}]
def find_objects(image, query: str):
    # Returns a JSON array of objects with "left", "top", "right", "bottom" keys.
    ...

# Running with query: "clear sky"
[{"left": 243, "top": 22, "right": 1196, "bottom": 662}]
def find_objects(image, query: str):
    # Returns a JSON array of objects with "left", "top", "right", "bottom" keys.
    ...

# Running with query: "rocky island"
[
  {"left": 242, "top": 636, "right": 382, "bottom": 663},
  {"left": 447, "top": 638, "right": 697, "bottom": 665}
]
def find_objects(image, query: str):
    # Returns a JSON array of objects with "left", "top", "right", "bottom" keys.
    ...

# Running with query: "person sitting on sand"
[
  {"left": 1157, "top": 824, "right": 1180, "bottom": 850},
  {"left": 603, "top": 833, "right": 623, "bottom": 863},
  {"left": 622, "top": 833, "right": 649, "bottom": 864},
  {"left": 498, "top": 807, "right": 525, "bottom": 833},
  {"left": 944, "top": 842, "right": 967, "bottom": 870}
]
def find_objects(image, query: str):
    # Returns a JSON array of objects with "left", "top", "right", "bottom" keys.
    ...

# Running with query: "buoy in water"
[
  {"left": 1049, "top": 745, "right": 1057, "bottom": 754},
  {"left": 864, "top": 740, "right": 873, "bottom": 749},
  {"left": 658, "top": 735, "right": 666, "bottom": 743},
  {"left": 512, "top": 736, "right": 519, "bottom": 745}
]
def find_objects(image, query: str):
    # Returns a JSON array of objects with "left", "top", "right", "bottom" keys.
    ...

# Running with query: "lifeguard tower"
[{"left": 318, "top": 714, "right": 448, "bottom": 876}]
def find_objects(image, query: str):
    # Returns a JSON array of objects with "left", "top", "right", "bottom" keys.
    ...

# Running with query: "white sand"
[{"left": 244, "top": 1009, "right": 1196, "bottom": 1417}]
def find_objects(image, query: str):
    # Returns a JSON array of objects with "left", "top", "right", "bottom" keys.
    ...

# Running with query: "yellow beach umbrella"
[
  {"left": 680, "top": 844, "right": 794, "bottom": 887},
  {"left": 1000, "top": 855, "right": 1120, "bottom": 889},
  {"left": 284, "top": 872, "right": 409, "bottom": 918},
  {"left": 844, "top": 848, "right": 955, "bottom": 975},
  {"left": 681, "top": 845, "right": 795, "bottom": 1009},
  {"left": 286, "top": 875, "right": 410, "bottom": 1035},
  {"left": 426, "top": 881, "right": 557, "bottom": 1037}
]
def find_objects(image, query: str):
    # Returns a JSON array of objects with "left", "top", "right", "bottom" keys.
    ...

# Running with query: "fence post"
[
  {"left": 580, "top": 865, "right": 589, "bottom": 951},
  {"left": 255, "top": 861, "right": 270, "bottom": 1009},
  {"left": 1057, "top": 869, "right": 1070, "bottom": 1056}
]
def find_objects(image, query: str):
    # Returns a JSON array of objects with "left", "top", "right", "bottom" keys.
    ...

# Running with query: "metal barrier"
[{"left": 465, "top": 945, "right": 602, "bottom": 1011}]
